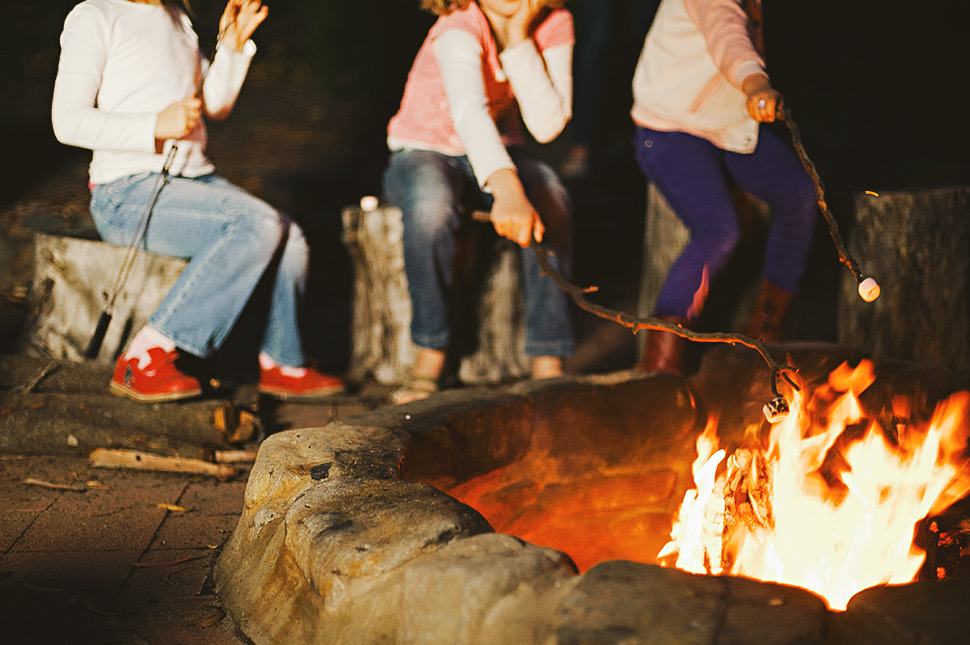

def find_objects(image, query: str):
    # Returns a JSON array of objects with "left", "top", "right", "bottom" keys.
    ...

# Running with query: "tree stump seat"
[
  {"left": 21, "top": 232, "right": 186, "bottom": 366},
  {"left": 639, "top": 181, "right": 970, "bottom": 374},
  {"left": 838, "top": 185, "right": 970, "bottom": 373},
  {"left": 341, "top": 203, "right": 529, "bottom": 386}
]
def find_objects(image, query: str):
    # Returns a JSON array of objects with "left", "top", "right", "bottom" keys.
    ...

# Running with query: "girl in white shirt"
[
  {"left": 52, "top": 0, "right": 345, "bottom": 402},
  {"left": 383, "top": 0, "right": 576, "bottom": 403}
]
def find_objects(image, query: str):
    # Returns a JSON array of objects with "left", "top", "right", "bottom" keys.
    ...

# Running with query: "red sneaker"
[
  {"left": 258, "top": 365, "right": 345, "bottom": 399},
  {"left": 110, "top": 348, "right": 203, "bottom": 403}
]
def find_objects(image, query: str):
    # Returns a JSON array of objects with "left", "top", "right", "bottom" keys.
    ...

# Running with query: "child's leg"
[
  {"left": 632, "top": 127, "right": 742, "bottom": 319},
  {"left": 382, "top": 149, "right": 467, "bottom": 353},
  {"left": 724, "top": 127, "right": 817, "bottom": 294},
  {"left": 506, "top": 149, "right": 576, "bottom": 363},
  {"left": 89, "top": 173, "right": 290, "bottom": 359},
  {"left": 254, "top": 212, "right": 309, "bottom": 368}
]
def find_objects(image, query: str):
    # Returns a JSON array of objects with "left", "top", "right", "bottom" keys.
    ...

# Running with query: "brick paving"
[
  {"left": 0, "top": 453, "right": 251, "bottom": 644},
  {"left": 0, "top": 377, "right": 407, "bottom": 645}
]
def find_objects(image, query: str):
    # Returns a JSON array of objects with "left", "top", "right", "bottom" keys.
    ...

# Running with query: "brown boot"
[
  {"left": 639, "top": 316, "right": 689, "bottom": 376},
  {"left": 745, "top": 280, "right": 795, "bottom": 342}
]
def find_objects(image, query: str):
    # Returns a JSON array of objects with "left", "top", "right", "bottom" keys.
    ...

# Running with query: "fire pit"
[{"left": 215, "top": 342, "right": 970, "bottom": 644}]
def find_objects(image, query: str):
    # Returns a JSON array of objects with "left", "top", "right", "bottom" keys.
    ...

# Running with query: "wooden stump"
[
  {"left": 21, "top": 232, "right": 186, "bottom": 365},
  {"left": 341, "top": 204, "right": 528, "bottom": 386},
  {"left": 636, "top": 183, "right": 772, "bottom": 355},
  {"left": 838, "top": 186, "right": 970, "bottom": 372}
]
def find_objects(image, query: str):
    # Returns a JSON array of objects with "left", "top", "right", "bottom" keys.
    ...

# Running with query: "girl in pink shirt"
[{"left": 384, "top": 0, "right": 576, "bottom": 403}]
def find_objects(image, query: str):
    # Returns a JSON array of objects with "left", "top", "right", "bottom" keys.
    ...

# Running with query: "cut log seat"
[
  {"left": 20, "top": 232, "right": 186, "bottom": 365},
  {"left": 838, "top": 185, "right": 970, "bottom": 372},
  {"left": 341, "top": 203, "right": 529, "bottom": 386}
]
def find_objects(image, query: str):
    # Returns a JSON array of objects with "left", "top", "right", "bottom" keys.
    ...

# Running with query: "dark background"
[{"left": 2, "top": 0, "right": 968, "bottom": 373}]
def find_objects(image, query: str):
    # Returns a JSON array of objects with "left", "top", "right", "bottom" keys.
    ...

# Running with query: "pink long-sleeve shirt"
[
  {"left": 387, "top": 3, "right": 573, "bottom": 187},
  {"left": 631, "top": 0, "right": 766, "bottom": 153}
]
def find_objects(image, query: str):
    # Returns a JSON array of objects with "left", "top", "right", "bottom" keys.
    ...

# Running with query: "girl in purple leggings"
[{"left": 631, "top": 0, "right": 817, "bottom": 375}]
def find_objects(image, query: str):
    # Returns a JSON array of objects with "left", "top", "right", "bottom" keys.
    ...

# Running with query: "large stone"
[
  {"left": 838, "top": 186, "right": 970, "bottom": 373},
  {"left": 829, "top": 576, "right": 970, "bottom": 644},
  {"left": 553, "top": 560, "right": 828, "bottom": 645},
  {"left": 398, "top": 533, "right": 575, "bottom": 644}
]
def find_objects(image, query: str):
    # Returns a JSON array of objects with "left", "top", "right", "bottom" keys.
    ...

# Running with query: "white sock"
[
  {"left": 127, "top": 325, "right": 176, "bottom": 369},
  {"left": 259, "top": 352, "right": 307, "bottom": 377}
]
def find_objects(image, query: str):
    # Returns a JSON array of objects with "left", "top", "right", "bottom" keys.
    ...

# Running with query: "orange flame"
[{"left": 658, "top": 360, "right": 970, "bottom": 610}]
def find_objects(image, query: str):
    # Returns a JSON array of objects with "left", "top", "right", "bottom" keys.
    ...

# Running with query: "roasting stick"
[
  {"left": 469, "top": 209, "right": 799, "bottom": 421},
  {"left": 779, "top": 107, "right": 880, "bottom": 303}
]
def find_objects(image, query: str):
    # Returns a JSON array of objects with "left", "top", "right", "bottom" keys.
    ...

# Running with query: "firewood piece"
[
  {"left": 89, "top": 448, "right": 237, "bottom": 480},
  {"left": 212, "top": 402, "right": 260, "bottom": 444},
  {"left": 722, "top": 447, "right": 774, "bottom": 571},
  {"left": 212, "top": 449, "right": 258, "bottom": 463}
]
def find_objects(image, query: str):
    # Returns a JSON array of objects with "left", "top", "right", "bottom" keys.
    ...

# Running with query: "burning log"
[{"left": 721, "top": 447, "right": 774, "bottom": 573}]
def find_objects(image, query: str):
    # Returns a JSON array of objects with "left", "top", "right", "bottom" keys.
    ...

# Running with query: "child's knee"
[
  {"left": 402, "top": 199, "right": 458, "bottom": 243},
  {"left": 695, "top": 222, "right": 741, "bottom": 263}
]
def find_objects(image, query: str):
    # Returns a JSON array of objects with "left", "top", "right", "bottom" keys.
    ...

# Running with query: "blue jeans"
[
  {"left": 633, "top": 125, "right": 817, "bottom": 319},
  {"left": 90, "top": 172, "right": 309, "bottom": 366},
  {"left": 382, "top": 148, "right": 575, "bottom": 357}
]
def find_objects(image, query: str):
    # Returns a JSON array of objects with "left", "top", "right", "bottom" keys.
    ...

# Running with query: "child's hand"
[
  {"left": 491, "top": 199, "right": 544, "bottom": 247},
  {"left": 505, "top": 0, "right": 541, "bottom": 48},
  {"left": 155, "top": 96, "right": 202, "bottom": 141},
  {"left": 487, "top": 168, "right": 545, "bottom": 247},
  {"left": 741, "top": 74, "right": 783, "bottom": 123},
  {"left": 220, "top": 0, "right": 269, "bottom": 51}
]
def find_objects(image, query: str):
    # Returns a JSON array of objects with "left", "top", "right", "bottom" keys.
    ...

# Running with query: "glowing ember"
[{"left": 658, "top": 360, "right": 970, "bottom": 611}]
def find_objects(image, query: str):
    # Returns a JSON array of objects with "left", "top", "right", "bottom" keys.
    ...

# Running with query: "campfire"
[{"left": 439, "top": 358, "right": 970, "bottom": 612}]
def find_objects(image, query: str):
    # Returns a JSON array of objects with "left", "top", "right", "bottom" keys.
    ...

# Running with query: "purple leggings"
[{"left": 633, "top": 125, "right": 817, "bottom": 319}]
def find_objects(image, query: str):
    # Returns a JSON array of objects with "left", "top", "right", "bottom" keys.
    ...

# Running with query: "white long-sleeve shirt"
[
  {"left": 51, "top": 0, "right": 255, "bottom": 184},
  {"left": 433, "top": 29, "right": 572, "bottom": 186}
]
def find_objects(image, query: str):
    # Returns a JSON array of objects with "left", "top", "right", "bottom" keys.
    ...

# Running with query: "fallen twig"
[
  {"left": 22, "top": 477, "right": 87, "bottom": 492},
  {"left": 212, "top": 449, "right": 258, "bottom": 463},
  {"left": 131, "top": 555, "right": 205, "bottom": 568},
  {"left": 16, "top": 360, "right": 59, "bottom": 394},
  {"left": 89, "top": 448, "right": 237, "bottom": 480}
]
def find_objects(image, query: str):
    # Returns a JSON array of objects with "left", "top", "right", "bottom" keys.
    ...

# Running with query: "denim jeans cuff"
[
  {"left": 411, "top": 331, "right": 450, "bottom": 351},
  {"left": 524, "top": 338, "right": 575, "bottom": 357},
  {"left": 148, "top": 319, "right": 208, "bottom": 359}
]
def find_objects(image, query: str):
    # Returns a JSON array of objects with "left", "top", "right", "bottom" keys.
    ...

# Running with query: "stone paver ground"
[{"left": 1, "top": 453, "right": 252, "bottom": 644}]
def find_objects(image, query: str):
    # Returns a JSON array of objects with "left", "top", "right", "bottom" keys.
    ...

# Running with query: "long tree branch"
[{"left": 529, "top": 242, "right": 799, "bottom": 398}]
